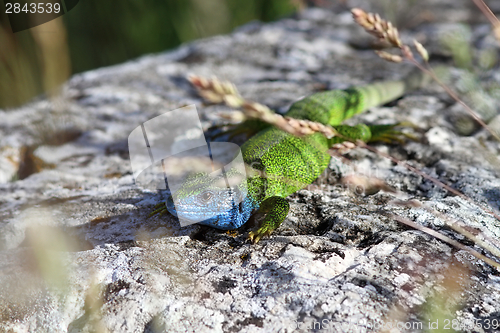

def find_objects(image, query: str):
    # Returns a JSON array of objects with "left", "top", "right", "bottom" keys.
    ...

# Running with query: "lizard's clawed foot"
[
  {"left": 248, "top": 196, "right": 289, "bottom": 243},
  {"left": 248, "top": 225, "right": 275, "bottom": 244}
]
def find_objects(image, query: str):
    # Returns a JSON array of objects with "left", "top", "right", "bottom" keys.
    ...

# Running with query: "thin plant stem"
[
  {"left": 358, "top": 141, "right": 500, "bottom": 223},
  {"left": 391, "top": 213, "right": 500, "bottom": 272}
]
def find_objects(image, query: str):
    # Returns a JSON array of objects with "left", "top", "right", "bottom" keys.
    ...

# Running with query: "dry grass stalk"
[
  {"left": 392, "top": 213, "right": 500, "bottom": 271},
  {"left": 470, "top": 0, "right": 500, "bottom": 41},
  {"left": 188, "top": 75, "right": 338, "bottom": 138},
  {"left": 359, "top": 141, "right": 500, "bottom": 222},
  {"left": 352, "top": 7, "right": 500, "bottom": 142},
  {"left": 351, "top": 8, "right": 402, "bottom": 47}
]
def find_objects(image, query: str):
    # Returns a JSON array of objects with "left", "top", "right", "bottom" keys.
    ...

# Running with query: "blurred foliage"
[
  {"left": 62, "top": 0, "right": 297, "bottom": 73},
  {"left": 0, "top": 9, "right": 43, "bottom": 108},
  {"left": 0, "top": 0, "right": 297, "bottom": 109},
  {"left": 438, "top": 24, "right": 500, "bottom": 135}
]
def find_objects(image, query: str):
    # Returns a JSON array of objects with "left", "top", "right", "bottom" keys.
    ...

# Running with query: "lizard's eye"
[{"left": 198, "top": 191, "right": 214, "bottom": 203}]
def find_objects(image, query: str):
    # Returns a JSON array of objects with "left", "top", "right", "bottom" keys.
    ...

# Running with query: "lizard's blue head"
[{"left": 166, "top": 170, "right": 255, "bottom": 230}]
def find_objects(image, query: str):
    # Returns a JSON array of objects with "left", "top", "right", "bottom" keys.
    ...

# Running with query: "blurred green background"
[
  {"left": 0, "top": 0, "right": 299, "bottom": 109},
  {"left": 63, "top": 0, "right": 297, "bottom": 74}
]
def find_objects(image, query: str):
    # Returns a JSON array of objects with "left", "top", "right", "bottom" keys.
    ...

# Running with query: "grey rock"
[{"left": 1, "top": 4, "right": 500, "bottom": 333}]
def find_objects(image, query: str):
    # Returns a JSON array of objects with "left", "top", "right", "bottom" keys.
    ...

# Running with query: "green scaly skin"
[{"left": 151, "top": 73, "right": 426, "bottom": 243}]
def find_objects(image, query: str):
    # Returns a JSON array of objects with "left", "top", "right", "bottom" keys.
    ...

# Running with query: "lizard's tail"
[
  {"left": 357, "top": 68, "right": 430, "bottom": 111},
  {"left": 285, "top": 68, "right": 431, "bottom": 125}
]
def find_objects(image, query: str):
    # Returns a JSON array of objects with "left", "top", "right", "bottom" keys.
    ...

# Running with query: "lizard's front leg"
[{"left": 248, "top": 196, "right": 289, "bottom": 243}]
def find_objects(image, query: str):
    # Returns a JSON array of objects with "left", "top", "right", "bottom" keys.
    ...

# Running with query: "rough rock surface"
[{"left": 1, "top": 3, "right": 500, "bottom": 333}]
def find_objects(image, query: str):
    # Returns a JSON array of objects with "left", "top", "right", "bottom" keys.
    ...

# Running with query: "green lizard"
[{"left": 150, "top": 72, "right": 427, "bottom": 243}]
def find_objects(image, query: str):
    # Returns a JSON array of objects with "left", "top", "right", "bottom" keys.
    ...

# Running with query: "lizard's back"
[{"left": 240, "top": 79, "right": 418, "bottom": 201}]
